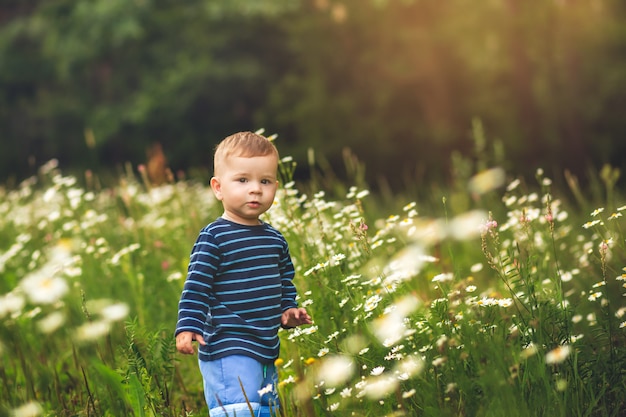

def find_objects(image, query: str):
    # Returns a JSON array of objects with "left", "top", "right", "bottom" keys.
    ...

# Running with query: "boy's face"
[{"left": 210, "top": 154, "right": 279, "bottom": 226}]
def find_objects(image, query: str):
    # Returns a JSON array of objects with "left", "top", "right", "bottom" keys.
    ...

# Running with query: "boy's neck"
[{"left": 220, "top": 213, "right": 262, "bottom": 226}]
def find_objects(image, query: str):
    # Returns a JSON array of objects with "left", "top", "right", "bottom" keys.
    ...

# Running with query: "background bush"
[{"left": 1, "top": 0, "right": 625, "bottom": 190}]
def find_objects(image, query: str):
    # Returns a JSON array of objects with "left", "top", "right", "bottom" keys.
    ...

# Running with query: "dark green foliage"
[{"left": 1, "top": 0, "right": 626, "bottom": 191}]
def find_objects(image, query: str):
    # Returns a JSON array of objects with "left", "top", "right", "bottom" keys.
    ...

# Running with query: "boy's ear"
[{"left": 210, "top": 177, "right": 223, "bottom": 200}]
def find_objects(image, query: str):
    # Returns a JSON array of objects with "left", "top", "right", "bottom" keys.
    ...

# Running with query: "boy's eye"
[
  {"left": 238, "top": 178, "right": 247, "bottom": 183},
  {"left": 261, "top": 179, "right": 271, "bottom": 185}
]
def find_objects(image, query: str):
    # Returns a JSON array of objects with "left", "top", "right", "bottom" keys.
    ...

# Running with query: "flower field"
[{"left": 1, "top": 149, "right": 625, "bottom": 416}]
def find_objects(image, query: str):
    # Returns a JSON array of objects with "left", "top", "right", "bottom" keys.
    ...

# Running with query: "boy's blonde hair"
[{"left": 213, "top": 131, "right": 279, "bottom": 175}]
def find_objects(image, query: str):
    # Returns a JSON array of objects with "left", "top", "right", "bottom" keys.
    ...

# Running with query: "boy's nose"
[{"left": 249, "top": 182, "right": 262, "bottom": 193}]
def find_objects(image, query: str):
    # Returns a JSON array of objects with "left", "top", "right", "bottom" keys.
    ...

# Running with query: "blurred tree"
[
  {"left": 0, "top": 0, "right": 625, "bottom": 191},
  {"left": 0, "top": 0, "right": 297, "bottom": 183},
  {"left": 258, "top": 0, "right": 626, "bottom": 189}
]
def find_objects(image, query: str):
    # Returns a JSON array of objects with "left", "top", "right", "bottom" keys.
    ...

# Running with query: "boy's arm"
[
  {"left": 175, "top": 229, "right": 218, "bottom": 346},
  {"left": 278, "top": 243, "right": 299, "bottom": 312},
  {"left": 278, "top": 237, "right": 311, "bottom": 327}
]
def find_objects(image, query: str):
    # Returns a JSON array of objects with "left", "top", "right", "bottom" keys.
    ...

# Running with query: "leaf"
[
  {"left": 90, "top": 360, "right": 130, "bottom": 415},
  {"left": 125, "top": 373, "right": 147, "bottom": 417}
]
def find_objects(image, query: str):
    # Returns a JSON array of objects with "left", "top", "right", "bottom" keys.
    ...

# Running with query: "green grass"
[{"left": 0, "top": 150, "right": 625, "bottom": 417}]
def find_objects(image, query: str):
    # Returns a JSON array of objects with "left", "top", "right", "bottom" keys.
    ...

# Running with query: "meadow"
[{"left": 1, "top": 139, "right": 625, "bottom": 417}]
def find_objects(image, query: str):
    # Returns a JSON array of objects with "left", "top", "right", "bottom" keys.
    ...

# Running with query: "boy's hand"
[
  {"left": 176, "top": 331, "right": 206, "bottom": 355},
  {"left": 281, "top": 307, "right": 312, "bottom": 328}
]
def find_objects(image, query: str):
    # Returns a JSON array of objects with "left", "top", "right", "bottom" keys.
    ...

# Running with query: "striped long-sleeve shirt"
[{"left": 175, "top": 218, "right": 299, "bottom": 363}]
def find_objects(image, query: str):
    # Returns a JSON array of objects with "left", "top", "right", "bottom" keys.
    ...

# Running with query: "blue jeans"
[{"left": 199, "top": 355, "right": 280, "bottom": 417}]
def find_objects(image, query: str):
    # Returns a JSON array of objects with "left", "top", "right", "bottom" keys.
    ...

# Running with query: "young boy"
[{"left": 175, "top": 131, "right": 312, "bottom": 417}]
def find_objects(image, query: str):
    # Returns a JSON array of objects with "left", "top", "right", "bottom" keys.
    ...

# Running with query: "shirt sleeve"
[
  {"left": 279, "top": 238, "right": 299, "bottom": 312},
  {"left": 175, "top": 228, "right": 219, "bottom": 336}
]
